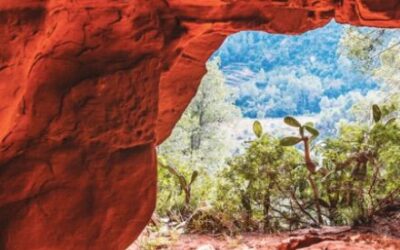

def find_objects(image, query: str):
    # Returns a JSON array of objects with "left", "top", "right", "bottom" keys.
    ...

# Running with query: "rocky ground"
[
  {"left": 130, "top": 204, "right": 400, "bottom": 250},
  {"left": 173, "top": 226, "right": 400, "bottom": 250}
]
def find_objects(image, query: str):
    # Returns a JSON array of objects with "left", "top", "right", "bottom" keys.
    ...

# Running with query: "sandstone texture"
[{"left": 1, "top": 0, "right": 400, "bottom": 249}]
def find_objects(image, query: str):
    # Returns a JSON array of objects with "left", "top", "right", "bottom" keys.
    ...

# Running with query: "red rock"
[
  {"left": 1, "top": 0, "right": 400, "bottom": 249},
  {"left": 156, "top": 226, "right": 400, "bottom": 250}
]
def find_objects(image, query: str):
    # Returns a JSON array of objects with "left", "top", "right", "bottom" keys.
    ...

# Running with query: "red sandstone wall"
[{"left": 0, "top": 0, "right": 399, "bottom": 249}]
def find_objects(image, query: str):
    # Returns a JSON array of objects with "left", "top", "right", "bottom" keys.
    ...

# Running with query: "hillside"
[{"left": 212, "top": 21, "right": 378, "bottom": 119}]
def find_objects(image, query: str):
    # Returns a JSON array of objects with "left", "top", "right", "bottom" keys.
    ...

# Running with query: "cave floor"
[{"left": 130, "top": 206, "right": 400, "bottom": 250}]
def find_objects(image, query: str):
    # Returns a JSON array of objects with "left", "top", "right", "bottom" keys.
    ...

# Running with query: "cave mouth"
[
  {"left": 158, "top": 19, "right": 397, "bottom": 172},
  {"left": 4, "top": 2, "right": 400, "bottom": 250},
  {"left": 136, "top": 20, "right": 400, "bottom": 247}
]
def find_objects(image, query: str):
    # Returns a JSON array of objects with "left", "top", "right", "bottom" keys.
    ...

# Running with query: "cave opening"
[
  {"left": 4, "top": 2, "right": 400, "bottom": 250},
  {"left": 135, "top": 20, "right": 400, "bottom": 248}
]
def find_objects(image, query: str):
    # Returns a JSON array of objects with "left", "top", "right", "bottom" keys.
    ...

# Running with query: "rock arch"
[{"left": 0, "top": 0, "right": 399, "bottom": 249}]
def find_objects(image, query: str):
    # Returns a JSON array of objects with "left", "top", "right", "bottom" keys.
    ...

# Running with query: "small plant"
[
  {"left": 158, "top": 159, "right": 199, "bottom": 207},
  {"left": 280, "top": 117, "right": 319, "bottom": 173},
  {"left": 279, "top": 117, "right": 323, "bottom": 224}
]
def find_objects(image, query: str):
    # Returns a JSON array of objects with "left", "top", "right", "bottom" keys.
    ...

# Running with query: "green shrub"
[{"left": 154, "top": 105, "right": 400, "bottom": 234}]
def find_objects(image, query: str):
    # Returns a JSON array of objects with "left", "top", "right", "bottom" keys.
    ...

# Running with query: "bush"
[{"left": 154, "top": 105, "right": 400, "bottom": 234}]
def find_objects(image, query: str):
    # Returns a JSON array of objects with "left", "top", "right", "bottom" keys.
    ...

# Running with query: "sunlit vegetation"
[{"left": 136, "top": 22, "right": 400, "bottom": 249}]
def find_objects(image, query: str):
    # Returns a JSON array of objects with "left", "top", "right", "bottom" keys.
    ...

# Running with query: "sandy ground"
[{"left": 128, "top": 206, "right": 400, "bottom": 250}]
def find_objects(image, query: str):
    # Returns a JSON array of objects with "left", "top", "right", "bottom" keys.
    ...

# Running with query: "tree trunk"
[{"left": 263, "top": 190, "right": 271, "bottom": 232}]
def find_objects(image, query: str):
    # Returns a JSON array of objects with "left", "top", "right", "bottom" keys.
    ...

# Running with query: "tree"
[
  {"left": 339, "top": 26, "right": 400, "bottom": 97},
  {"left": 155, "top": 58, "right": 241, "bottom": 219},
  {"left": 218, "top": 128, "right": 304, "bottom": 232},
  {"left": 316, "top": 105, "right": 400, "bottom": 224},
  {"left": 217, "top": 105, "right": 400, "bottom": 232},
  {"left": 158, "top": 57, "right": 241, "bottom": 172}
]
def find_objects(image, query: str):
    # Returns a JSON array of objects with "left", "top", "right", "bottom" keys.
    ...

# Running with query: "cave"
[{"left": 1, "top": 0, "right": 400, "bottom": 249}]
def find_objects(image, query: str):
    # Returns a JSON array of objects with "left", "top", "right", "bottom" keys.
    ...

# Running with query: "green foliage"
[
  {"left": 284, "top": 116, "right": 301, "bottom": 128},
  {"left": 158, "top": 159, "right": 199, "bottom": 207},
  {"left": 158, "top": 57, "right": 241, "bottom": 173},
  {"left": 253, "top": 121, "right": 263, "bottom": 138},
  {"left": 148, "top": 26, "right": 400, "bottom": 242},
  {"left": 280, "top": 137, "right": 302, "bottom": 146},
  {"left": 304, "top": 125, "right": 319, "bottom": 138},
  {"left": 156, "top": 104, "right": 400, "bottom": 234},
  {"left": 314, "top": 104, "right": 400, "bottom": 224},
  {"left": 340, "top": 27, "right": 400, "bottom": 95},
  {"left": 217, "top": 132, "right": 305, "bottom": 232},
  {"left": 372, "top": 104, "right": 382, "bottom": 123},
  {"left": 280, "top": 117, "right": 322, "bottom": 222},
  {"left": 156, "top": 156, "right": 215, "bottom": 220},
  {"left": 189, "top": 171, "right": 199, "bottom": 186},
  {"left": 154, "top": 56, "right": 399, "bottom": 236},
  {"left": 155, "top": 57, "right": 241, "bottom": 231}
]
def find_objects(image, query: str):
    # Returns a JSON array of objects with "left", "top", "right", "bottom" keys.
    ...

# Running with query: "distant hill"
[{"left": 211, "top": 21, "right": 378, "bottom": 118}]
